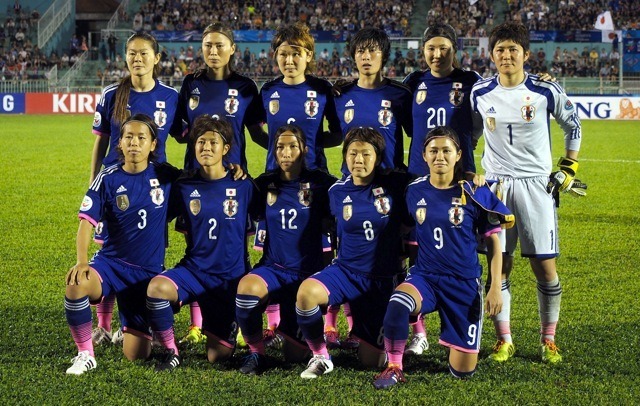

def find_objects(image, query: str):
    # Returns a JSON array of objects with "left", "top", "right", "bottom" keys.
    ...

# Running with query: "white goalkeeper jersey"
[{"left": 471, "top": 73, "right": 582, "bottom": 178}]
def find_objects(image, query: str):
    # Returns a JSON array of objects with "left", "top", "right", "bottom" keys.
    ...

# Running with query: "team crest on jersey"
[
  {"left": 269, "top": 100, "right": 279, "bottom": 115},
  {"left": 344, "top": 108, "right": 354, "bottom": 124},
  {"left": 305, "top": 99, "right": 319, "bottom": 117},
  {"left": 224, "top": 199, "right": 238, "bottom": 217},
  {"left": 225, "top": 97, "right": 239, "bottom": 115},
  {"left": 257, "top": 229, "right": 266, "bottom": 244},
  {"left": 416, "top": 207, "right": 426, "bottom": 225},
  {"left": 343, "top": 204, "right": 352, "bottom": 221},
  {"left": 298, "top": 183, "right": 313, "bottom": 207},
  {"left": 416, "top": 90, "right": 427, "bottom": 105},
  {"left": 449, "top": 82, "right": 464, "bottom": 106},
  {"left": 486, "top": 117, "right": 496, "bottom": 131},
  {"left": 95, "top": 222, "right": 103, "bottom": 235},
  {"left": 190, "top": 199, "right": 201, "bottom": 215},
  {"left": 521, "top": 105, "right": 535, "bottom": 122},
  {"left": 154, "top": 110, "right": 167, "bottom": 128},
  {"left": 189, "top": 95, "right": 199, "bottom": 110},
  {"left": 150, "top": 188, "right": 165, "bottom": 206},
  {"left": 93, "top": 112, "right": 101, "bottom": 127},
  {"left": 80, "top": 196, "right": 93, "bottom": 211},
  {"left": 378, "top": 109, "right": 393, "bottom": 127},
  {"left": 374, "top": 196, "right": 391, "bottom": 215},
  {"left": 448, "top": 206, "right": 464, "bottom": 226},
  {"left": 116, "top": 195, "right": 129, "bottom": 211}
]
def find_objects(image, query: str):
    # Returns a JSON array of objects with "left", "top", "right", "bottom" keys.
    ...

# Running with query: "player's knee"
[
  {"left": 146, "top": 276, "right": 176, "bottom": 301},
  {"left": 358, "top": 346, "right": 386, "bottom": 368},
  {"left": 296, "top": 279, "right": 325, "bottom": 309},
  {"left": 237, "top": 274, "right": 267, "bottom": 298},
  {"left": 206, "top": 342, "right": 234, "bottom": 363}
]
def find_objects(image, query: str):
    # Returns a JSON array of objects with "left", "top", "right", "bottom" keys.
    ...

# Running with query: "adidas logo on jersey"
[
  {"left": 192, "top": 88, "right": 201, "bottom": 95},
  {"left": 345, "top": 99, "right": 355, "bottom": 107},
  {"left": 417, "top": 198, "right": 426, "bottom": 206},
  {"left": 271, "top": 91, "right": 280, "bottom": 99},
  {"left": 343, "top": 196, "right": 352, "bottom": 203},
  {"left": 116, "top": 185, "right": 127, "bottom": 193},
  {"left": 418, "top": 82, "right": 427, "bottom": 90},
  {"left": 486, "top": 106, "right": 496, "bottom": 114},
  {"left": 190, "top": 190, "right": 201, "bottom": 198}
]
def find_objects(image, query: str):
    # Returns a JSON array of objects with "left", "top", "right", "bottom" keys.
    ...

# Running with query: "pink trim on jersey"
[
  {"left": 405, "top": 240, "right": 418, "bottom": 246},
  {"left": 481, "top": 226, "right": 502, "bottom": 238},
  {"left": 322, "top": 246, "right": 333, "bottom": 252},
  {"left": 78, "top": 213, "right": 98, "bottom": 227},
  {"left": 438, "top": 339, "right": 479, "bottom": 354},
  {"left": 252, "top": 245, "right": 264, "bottom": 251},
  {"left": 122, "top": 326, "right": 153, "bottom": 341},
  {"left": 93, "top": 238, "right": 104, "bottom": 245},
  {"left": 203, "top": 330, "right": 234, "bottom": 349},
  {"left": 92, "top": 129, "right": 109, "bottom": 137}
]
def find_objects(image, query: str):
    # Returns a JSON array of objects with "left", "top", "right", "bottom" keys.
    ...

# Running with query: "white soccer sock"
[
  {"left": 537, "top": 276, "right": 562, "bottom": 343},
  {"left": 492, "top": 279, "right": 512, "bottom": 343}
]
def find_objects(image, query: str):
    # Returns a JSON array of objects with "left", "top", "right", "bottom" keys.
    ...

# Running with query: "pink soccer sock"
[
  {"left": 384, "top": 337, "right": 405, "bottom": 370},
  {"left": 265, "top": 303, "right": 281, "bottom": 330},
  {"left": 411, "top": 315, "right": 426, "bottom": 335},
  {"left": 190, "top": 302, "right": 203, "bottom": 328},
  {"left": 155, "top": 329, "right": 179, "bottom": 355},
  {"left": 96, "top": 294, "right": 115, "bottom": 331},
  {"left": 245, "top": 332, "right": 266, "bottom": 355},
  {"left": 306, "top": 336, "right": 330, "bottom": 359},
  {"left": 70, "top": 321, "right": 95, "bottom": 356}
]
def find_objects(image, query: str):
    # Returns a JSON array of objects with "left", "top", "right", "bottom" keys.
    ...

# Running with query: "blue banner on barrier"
[
  {"left": 152, "top": 29, "right": 405, "bottom": 43},
  {"left": 0, "top": 93, "right": 25, "bottom": 114},
  {"left": 529, "top": 30, "right": 603, "bottom": 42}
]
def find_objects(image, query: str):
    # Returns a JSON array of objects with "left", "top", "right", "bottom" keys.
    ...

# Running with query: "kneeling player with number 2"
[{"left": 373, "top": 127, "right": 514, "bottom": 389}]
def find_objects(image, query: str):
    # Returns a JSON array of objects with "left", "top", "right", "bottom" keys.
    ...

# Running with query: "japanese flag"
[{"left": 594, "top": 11, "right": 614, "bottom": 31}]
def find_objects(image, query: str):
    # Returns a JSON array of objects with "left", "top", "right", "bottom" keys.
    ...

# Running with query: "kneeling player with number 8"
[{"left": 373, "top": 127, "right": 514, "bottom": 389}]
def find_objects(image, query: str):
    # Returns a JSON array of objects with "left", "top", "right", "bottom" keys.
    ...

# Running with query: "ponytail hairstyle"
[
  {"left": 112, "top": 32, "right": 161, "bottom": 124},
  {"left": 195, "top": 22, "right": 236, "bottom": 79},
  {"left": 272, "top": 22, "right": 316, "bottom": 74}
]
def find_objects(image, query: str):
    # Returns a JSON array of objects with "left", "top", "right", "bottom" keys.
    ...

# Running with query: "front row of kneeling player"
[{"left": 64, "top": 114, "right": 513, "bottom": 388}]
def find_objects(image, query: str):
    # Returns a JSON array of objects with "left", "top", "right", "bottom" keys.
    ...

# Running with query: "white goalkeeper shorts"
[{"left": 486, "top": 174, "right": 559, "bottom": 258}]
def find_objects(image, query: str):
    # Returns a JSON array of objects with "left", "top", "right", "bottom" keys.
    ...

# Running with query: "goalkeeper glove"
[{"left": 547, "top": 157, "right": 586, "bottom": 197}]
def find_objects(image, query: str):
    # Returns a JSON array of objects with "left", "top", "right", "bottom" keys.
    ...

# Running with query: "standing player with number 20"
[{"left": 471, "top": 21, "right": 585, "bottom": 364}]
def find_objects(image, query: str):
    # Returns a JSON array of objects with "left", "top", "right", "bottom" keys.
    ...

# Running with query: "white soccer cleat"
[
  {"left": 66, "top": 351, "right": 97, "bottom": 375},
  {"left": 404, "top": 334, "right": 429, "bottom": 355},
  {"left": 91, "top": 327, "right": 113, "bottom": 346},
  {"left": 111, "top": 328, "right": 124, "bottom": 345},
  {"left": 300, "top": 355, "right": 334, "bottom": 379}
]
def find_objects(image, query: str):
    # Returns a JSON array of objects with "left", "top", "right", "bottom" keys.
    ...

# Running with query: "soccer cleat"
[
  {"left": 373, "top": 365, "right": 406, "bottom": 390},
  {"left": 66, "top": 351, "right": 97, "bottom": 375},
  {"left": 404, "top": 334, "right": 428, "bottom": 355},
  {"left": 179, "top": 325, "right": 204, "bottom": 344},
  {"left": 300, "top": 355, "right": 334, "bottom": 379},
  {"left": 541, "top": 339, "right": 563, "bottom": 364},
  {"left": 340, "top": 332, "right": 360, "bottom": 350},
  {"left": 111, "top": 328, "right": 124, "bottom": 345},
  {"left": 489, "top": 340, "right": 515, "bottom": 362},
  {"left": 324, "top": 330, "right": 341, "bottom": 349},
  {"left": 263, "top": 328, "right": 283, "bottom": 350},
  {"left": 239, "top": 353, "right": 268, "bottom": 375},
  {"left": 91, "top": 327, "right": 113, "bottom": 346},
  {"left": 155, "top": 349, "right": 182, "bottom": 372}
]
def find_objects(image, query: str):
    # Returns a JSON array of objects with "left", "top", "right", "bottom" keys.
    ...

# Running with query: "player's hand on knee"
[{"left": 66, "top": 262, "right": 91, "bottom": 285}]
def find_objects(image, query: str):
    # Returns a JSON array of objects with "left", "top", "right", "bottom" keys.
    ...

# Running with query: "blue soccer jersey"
[
  {"left": 177, "top": 72, "right": 263, "bottom": 170},
  {"left": 334, "top": 80, "right": 412, "bottom": 172},
  {"left": 169, "top": 171, "right": 257, "bottom": 279},
  {"left": 259, "top": 75, "right": 341, "bottom": 171},
  {"left": 92, "top": 79, "right": 182, "bottom": 167},
  {"left": 405, "top": 177, "right": 512, "bottom": 279},
  {"left": 404, "top": 69, "right": 483, "bottom": 176},
  {"left": 254, "top": 169, "right": 336, "bottom": 274},
  {"left": 328, "top": 171, "right": 410, "bottom": 278},
  {"left": 78, "top": 162, "right": 181, "bottom": 271}
]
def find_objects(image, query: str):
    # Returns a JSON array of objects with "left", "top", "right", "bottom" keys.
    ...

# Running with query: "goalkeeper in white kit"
[{"left": 470, "top": 21, "right": 586, "bottom": 364}]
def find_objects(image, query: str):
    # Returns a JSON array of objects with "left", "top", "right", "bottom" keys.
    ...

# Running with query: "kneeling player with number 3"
[{"left": 373, "top": 127, "right": 514, "bottom": 389}]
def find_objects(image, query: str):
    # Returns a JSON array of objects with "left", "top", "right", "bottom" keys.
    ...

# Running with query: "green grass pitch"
[{"left": 0, "top": 116, "right": 639, "bottom": 404}]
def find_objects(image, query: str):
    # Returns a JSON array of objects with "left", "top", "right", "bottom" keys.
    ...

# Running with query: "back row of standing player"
[{"left": 69, "top": 20, "right": 582, "bottom": 382}]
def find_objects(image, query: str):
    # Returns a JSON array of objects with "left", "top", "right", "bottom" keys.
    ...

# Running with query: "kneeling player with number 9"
[{"left": 373, "top": 126, "right": 514, "bottom": 389}]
